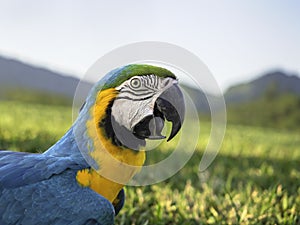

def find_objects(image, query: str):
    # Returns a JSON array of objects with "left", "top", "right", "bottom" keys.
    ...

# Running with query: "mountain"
[
  {"left": 0, "top": 55, "right": 215, "bottom": 112},
  {"left": 181, "top": 84, "right": 222, "bottom": 113},
  {"left": 1, "top": 54, "right": 300, "bottom": 128},
  {"left": 225, "top": 70, "right": 300, "bottom": 104},
  {"left": 225, "top": 70, "right": 300, "bottom": 130},
  {"left": 0, "top": 56, "right": 92, "bottom": 105},
  {"left": 183, "top": 70, "right": 300, "bottom": 115}
]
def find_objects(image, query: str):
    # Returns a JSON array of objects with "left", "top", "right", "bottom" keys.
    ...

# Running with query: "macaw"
[{"left": 0, "top": 64, "right": 185, "bottom": 225}]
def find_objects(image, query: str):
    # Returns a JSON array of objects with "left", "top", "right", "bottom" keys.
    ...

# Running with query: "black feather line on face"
[
  {"left": 98, "top": 99, "right": 146, "bottom": 150},
  {"left": 98, "top": 100, "right": 122, "bottom": 147}
]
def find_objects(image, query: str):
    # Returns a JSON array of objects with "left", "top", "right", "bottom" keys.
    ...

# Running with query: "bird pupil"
[{"left": 131, "top": 78, "right": 140, "bottom": 88}]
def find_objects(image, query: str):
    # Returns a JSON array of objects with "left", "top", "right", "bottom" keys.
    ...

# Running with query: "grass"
[
  {"left": 0, "top": 100, "right": 72, "bottom": 153},
  {"left": 0, "top": 100, "right": 299, "bottom": 224}
]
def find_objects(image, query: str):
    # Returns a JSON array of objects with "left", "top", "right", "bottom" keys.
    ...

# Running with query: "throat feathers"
[{"left": 76, "top": 88, "right": 146, "bottom": 202}]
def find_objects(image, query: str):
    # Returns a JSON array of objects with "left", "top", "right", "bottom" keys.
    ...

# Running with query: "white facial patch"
[{"left": 111, "top": 75, "right": 176, "bottom": 131}]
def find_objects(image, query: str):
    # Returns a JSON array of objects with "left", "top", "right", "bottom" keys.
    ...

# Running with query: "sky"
[{"left": 0, "top": 0, "right": 299, "bottom": 91}]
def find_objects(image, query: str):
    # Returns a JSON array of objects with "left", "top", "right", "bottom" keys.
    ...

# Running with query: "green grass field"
[{"left": 0, "top": 100, "right": 299, "bottom": 225}]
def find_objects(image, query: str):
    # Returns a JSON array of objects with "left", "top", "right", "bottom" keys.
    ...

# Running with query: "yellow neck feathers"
[{"left": 76, "top": 88, "right": 145, "bottom": 202}]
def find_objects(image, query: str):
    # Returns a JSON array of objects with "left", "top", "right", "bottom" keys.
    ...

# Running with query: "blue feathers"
[
  {"left": 0, "top": 151, "right": 81, "bottom": 188},
  {"left": 0, "top": 170, "right": 115, "bottom": 225},
  {"left": 0, "top": 127, "right": 122, "bottom": 225}
]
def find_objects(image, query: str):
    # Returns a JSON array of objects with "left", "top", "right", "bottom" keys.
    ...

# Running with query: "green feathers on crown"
[{"left": 101, "top": 64, "right": 176, "bottom": 90}]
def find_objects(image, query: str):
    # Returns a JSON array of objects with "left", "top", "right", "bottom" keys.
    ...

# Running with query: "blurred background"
[
  {"left": 0, "top": 1, "right": 299, "bottom": 224},
  {"left": 1, "top": 0, "right": 300, "bottom": 129}
]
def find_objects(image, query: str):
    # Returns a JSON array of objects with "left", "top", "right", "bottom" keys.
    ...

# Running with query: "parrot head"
[
  {"left": 73, "top": 64, "right": 185, "bottom": 199},
  {"left": 108, "top": 67, "right": 185, "bottom": 150},
  {"left": 78, "top": 64, "right": 185, "bottom": 151}
]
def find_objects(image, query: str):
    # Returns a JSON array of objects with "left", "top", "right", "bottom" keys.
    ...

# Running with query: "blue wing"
[
  {"left": 0, "top": 151, "right": 116, "bottom": 225},
  {"left": 0, "top": 151, "right": 82, "bottom": 188}
]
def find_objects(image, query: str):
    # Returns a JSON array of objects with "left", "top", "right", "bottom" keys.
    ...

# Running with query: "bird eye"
[{"left": 130, "top": 78, "right": 141, "bottom": 88}]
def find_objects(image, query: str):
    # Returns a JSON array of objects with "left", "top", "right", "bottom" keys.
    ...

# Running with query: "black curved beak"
[
  {"left": 155, "top": 83, "right": 185, "bottom": 141},
  {"left": 133, "top": 83, "right": 185, "bottom": 142}
]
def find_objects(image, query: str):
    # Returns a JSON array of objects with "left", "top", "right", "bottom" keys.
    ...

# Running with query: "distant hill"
[
  {"left": 1, "top": 55, "right": 300, "bottom": 130},
  {"left": 225, "top": 70, "right": 300, "bottom": 130},
  {"left": 0, "top": 56, "right": 92, "bottom": 105},
  {"left": 181, "top": 84, "right": 222, "bottom": 113},
  {"left": 0, "top": 55, "right": 215, "bottom": 111},
  {"left": 225, "top": 71, "right": 300, "bottom": 104}
]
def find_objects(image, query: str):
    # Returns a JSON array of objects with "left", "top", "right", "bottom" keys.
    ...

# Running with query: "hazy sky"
[{"left": 0, "top": 0, "right": 299, "bottom": 91}]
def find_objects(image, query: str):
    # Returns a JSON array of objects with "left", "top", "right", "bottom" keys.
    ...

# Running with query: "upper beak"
[{"left": 155, "top": 83, "right": 185, "bottom": 141}]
